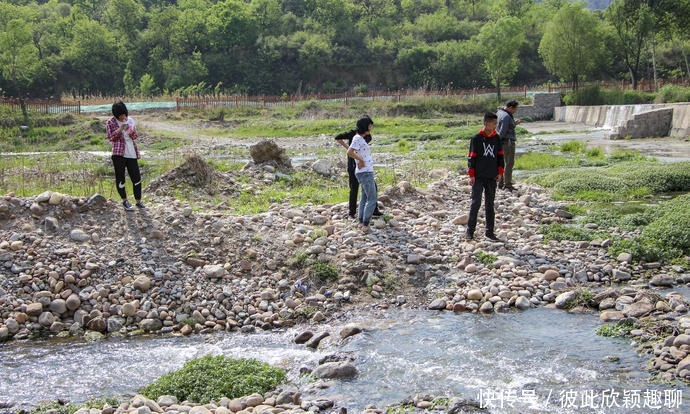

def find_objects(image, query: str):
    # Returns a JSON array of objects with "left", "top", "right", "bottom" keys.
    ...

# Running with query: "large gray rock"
[
  {"left": 555, "top": 291, "right": 578, "bottom": 309},
  {"left": 140, "top": 318, "right": 163, "bottom": 332},
  {"left": 312, "top": 362, "right": 358, "bottom": 379},
  {"left": 38, "top": 311, "right": 55, "bottom": 327},
  {"left": 203, "top": 264, "right": 226, "bottom": 279},
  {"left": 133, "top": 276, "right": 151, "bottom": 292},
  {"left": 515, "top": 296, "right": 531, "bottom": 310},
  {"left": 66, "top": 294, "right": 81, "bottom": 311},
  {"left": 311, "top": 160, "right": 332, "bottom": 176},
  {"left": 156, "top": 396, "right": 178, "bottom": 407},
  {"left": 650, "top": 274, "right": 674, "bottom": 287},
  {"left": 623, "top": 300, "right": 654, "bottom": 318},
  {"left": 49, "top": 299, "right": 67, "bottom": 314},
  {"left": 69, "top": 229, "right": 90, "bottom": 242},
  {"left": 306, "top": 332, "right": 330, "bottom": 349},
  {"left": 600, "top": 310, "right": 624, "bottom": 322},
  {"left": 428, "top": 298, "right": 446, "bottom": 310},
  {"left": 107, "top": 316, "right": 125, "bottom": 332},
  {"left": 340, "top": 324, "right": 363, "bottom": 339}
]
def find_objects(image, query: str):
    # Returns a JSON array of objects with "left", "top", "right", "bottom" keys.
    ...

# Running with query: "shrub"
[
  {"left": 310, "top": 260, "right": 339, "bottom": 281},
  {"left": 560, "top": 141, "right": 586, "bottom": 153},
  {"left": 563, "top": 86, "right": 655, "bottom": 106},
  {"left": 656, "top": 85, "right": 690, "bottom": 103},
  {"left": 563, "top": 85, "right": 603, "bottom": 105},
  {"left": 141, "top": 355, "right": 286, "bottom": 403},
  {"left": 586, "top": 148, "right": 603, "bottom": 158}
]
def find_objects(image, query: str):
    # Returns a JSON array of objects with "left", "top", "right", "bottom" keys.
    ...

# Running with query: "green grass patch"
[
  {"left": 230, "top": 170, "right": 348, "bottom": 215},
  {"left": 560, "top": 140, "right": 586, "bottom": 153},
  {"left": 141, "top": 355, "right": 285, "bottom": 403},
  {"left": 530, "top": 161, "right": 689, "bottom": 201},
  {"left": 596, "top": 319, "right": 635, "bottom": 337},
  {"left": 515, "top": 152, "right": 575, "bottom": 170},
  {"left": 608, "top": 193, "right": 690, "bottom": 262},
  {"left": 540, "top": 223, "right": 603, "bottom": 242}
]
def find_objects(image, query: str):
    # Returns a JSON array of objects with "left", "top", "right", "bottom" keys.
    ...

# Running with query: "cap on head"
[
  {"left": 356, "top": 116, "right": 373, "bottom": 134},
  {"left": 112, "top": 100, "right": 128, "bottom": 118},
  {"left": 506, "top": 100, "right": 519, "bottom": 108}
]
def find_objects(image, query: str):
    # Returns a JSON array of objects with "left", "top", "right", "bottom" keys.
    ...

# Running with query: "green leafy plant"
[
  {"left": 140, "top": 355, "right": 286, "bottom": 403},
  {"left": 310, "top": 260, "right": 339, "bottom": 282},
  {"left": 596, "top": 319, "right": 635, "bottom": 337},
  {"left": 475, "top": 251, "right": 497, "bottom": 266},
  {"left": 289, "top": 250, "right": 309, "bottom": 268}
]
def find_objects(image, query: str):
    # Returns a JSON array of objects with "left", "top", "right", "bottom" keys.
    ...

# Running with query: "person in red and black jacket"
[
  {"left": 106, "top": 101, "right": 147, "bottom": 211},
  {"left": 335, "top": 115, "right": 382, "bottom": 219},
  {"left": 466, "top": 112, "right": 504, "bottom": 241}
]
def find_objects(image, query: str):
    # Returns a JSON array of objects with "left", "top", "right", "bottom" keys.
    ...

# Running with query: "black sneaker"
[
  {"left": 135, "top": 202, "right": 148, "bottom": 210},
  {"left": 122, "top": 200, "right": 134, "bottom": 211},
  {"left": 504, "top": 185, "right": 515, "bottom": 192},
  {"left": 485, "top": 233, "right": 500, "bottom": 241},
  {"left": 465, "top": 231, "right": 474, "bottom": 241}
]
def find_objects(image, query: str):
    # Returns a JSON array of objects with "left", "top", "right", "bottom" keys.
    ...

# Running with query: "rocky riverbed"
[{"left": 1, "top": 159, "right": 689, "bottom": 412}]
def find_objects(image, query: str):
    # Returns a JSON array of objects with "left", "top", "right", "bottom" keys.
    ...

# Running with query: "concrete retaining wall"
[
  {"left": 554, "top": 102, "right": 690, "bottom": 138},
  {"left": 516, "top": 93, "right": 562, "bottom": 120},
  {"left": 611, "top": 108, "right": 673, "bottom": 139}
]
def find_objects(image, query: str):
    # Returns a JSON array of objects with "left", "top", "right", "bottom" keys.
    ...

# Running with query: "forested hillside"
[{"left": 0, "top": 0, "right": 688, "bottom": 98}]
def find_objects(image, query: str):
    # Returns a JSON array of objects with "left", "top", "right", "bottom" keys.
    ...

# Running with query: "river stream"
[{"left": 1, "top": 306, "right": 688, "bottom": 413}]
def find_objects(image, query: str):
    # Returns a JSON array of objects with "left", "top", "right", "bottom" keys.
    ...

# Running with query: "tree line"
[{"left": 0, "top": 0, "right": 688, "bottom": 101}]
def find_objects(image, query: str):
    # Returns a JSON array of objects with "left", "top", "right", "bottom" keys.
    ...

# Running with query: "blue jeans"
[{"left": 355, "top": 172, "right": 377, "bottom": 226}]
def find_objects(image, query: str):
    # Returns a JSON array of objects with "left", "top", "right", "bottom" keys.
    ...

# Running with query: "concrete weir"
[{"left": 554, "top": 102, "right": 690, "bottom": 139}]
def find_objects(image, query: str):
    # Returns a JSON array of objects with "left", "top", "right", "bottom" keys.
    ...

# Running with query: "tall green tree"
[
  {"left": 476, "top": 16, "right": 525, "bottom": 100},
  {"left": 0, "top": 17, "right": 38, "bottom": 120},
  {"left": 605, "top": 0, "right": 654, "bottom": 89},
  {"left": 539, "top": 3, "right": 605, "bottom": 89}
]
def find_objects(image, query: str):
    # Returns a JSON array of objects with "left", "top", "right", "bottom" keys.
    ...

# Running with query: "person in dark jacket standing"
[
  {"left": 497, "top": 100, "right": 520, "bottom": 191},
  {"left": 466, "top": 112, "right": 504, "bottom": 241},
  {"left": 335, "top": 116, "right": 382, "bottom": 219}
]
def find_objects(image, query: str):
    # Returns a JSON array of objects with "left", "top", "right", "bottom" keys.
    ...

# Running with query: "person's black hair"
[
  {"left": 356, "top": 116, "right": 374, "bottom": 134},
  {"left": 112, "top": 101, "right": 128, "bottom": 118},
  {"left": 483, "top": 112, "right": 498, "bottom": 123},
  {"left": 506, "top": 100, "right": 519, "bottom": 108}
]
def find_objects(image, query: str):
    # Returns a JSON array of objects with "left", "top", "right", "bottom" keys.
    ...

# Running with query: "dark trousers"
[
  {"left": 468, "top": 178, "right": 497, "bottom": 235},
  {"left": 499, "top": 139, "right": 515, "bottom": 188},
  {"left": 347, "top": 158, "right": 379, "bottom": 217},
  {"left": 112, "top": 155, "right": 142, "bottom": 201}
]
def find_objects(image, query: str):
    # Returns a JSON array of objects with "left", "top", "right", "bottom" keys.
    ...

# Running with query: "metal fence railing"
[
  {"left": 0, "top": 98, "right": 81, "bottom": 115},
  {"left": 3, "top": 79, "right": 688, "bottom": 114}
]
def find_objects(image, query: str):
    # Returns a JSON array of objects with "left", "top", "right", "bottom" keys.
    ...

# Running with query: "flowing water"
[{"left": 1, "top": 307, "right": 688, "bottom": 413}]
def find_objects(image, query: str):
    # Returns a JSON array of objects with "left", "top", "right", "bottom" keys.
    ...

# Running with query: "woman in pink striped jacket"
[{"left": 106, "top": 101, "right": 147, "bottom": 211}]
